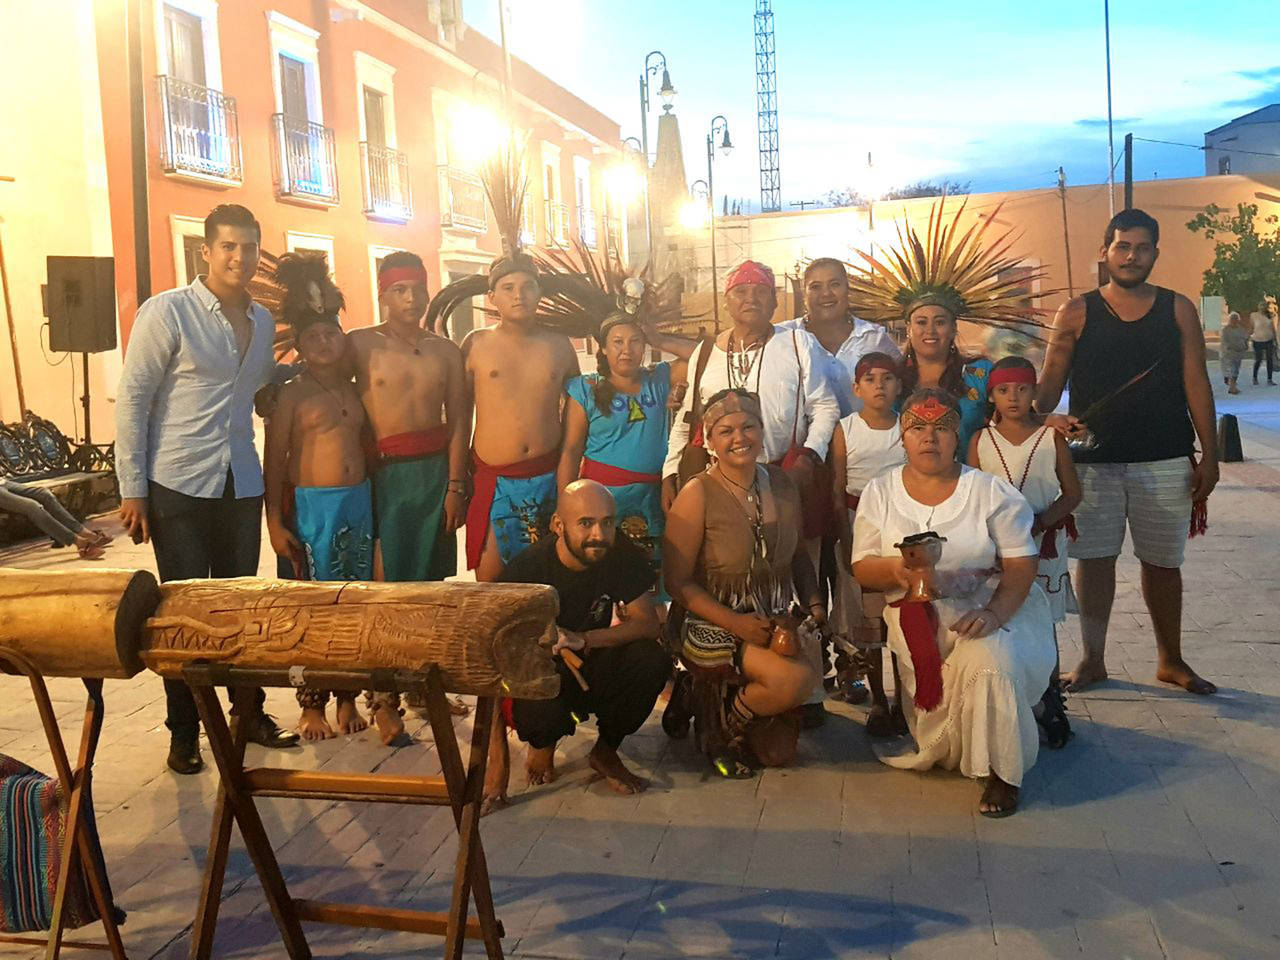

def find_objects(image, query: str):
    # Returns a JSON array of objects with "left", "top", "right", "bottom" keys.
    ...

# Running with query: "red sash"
[
  {"left": 1038, "top": 514, "right": 1078, "bottom": 559},
  {"left": 377, "top": 425, "right": 450, "bottom": 460},
  {"left": 888, "top": 599, "right": 944, "bottom": 711},
  {"left": 465, "top": 449, "right": 561, "bottom": 569},
  {"left": 580, "top": 458, "right": 661, "bottom": 486}
]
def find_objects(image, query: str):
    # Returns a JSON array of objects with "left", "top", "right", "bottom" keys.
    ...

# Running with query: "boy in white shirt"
[{"left": 829, "top": 352, "right": 906, "bottom": 735}]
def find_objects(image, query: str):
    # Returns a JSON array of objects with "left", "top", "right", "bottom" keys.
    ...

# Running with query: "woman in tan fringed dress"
[{"left": 664, "top": 389, "right": 823, "bottom": 778}]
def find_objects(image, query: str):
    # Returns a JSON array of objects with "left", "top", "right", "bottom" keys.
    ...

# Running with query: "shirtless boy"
[
  {"left": 264, "top": 310, "right": 403, "bottom": 744},
  {"left": 462, "top": 252, "right": 580, "bottom": 812}
]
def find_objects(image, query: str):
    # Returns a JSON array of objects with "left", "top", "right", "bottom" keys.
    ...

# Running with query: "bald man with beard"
[{"left": 490, "top": 480, "right": 670, "bottom": 810}]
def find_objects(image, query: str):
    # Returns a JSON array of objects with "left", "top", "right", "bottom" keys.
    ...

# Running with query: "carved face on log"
[{"left": 138, "top": 578, "right": 561, "bottom": 699}]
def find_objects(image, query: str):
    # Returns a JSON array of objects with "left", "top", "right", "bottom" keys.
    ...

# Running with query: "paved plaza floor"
[{"left": 3, "top": 382, "right": 1280, "bottom": 958}]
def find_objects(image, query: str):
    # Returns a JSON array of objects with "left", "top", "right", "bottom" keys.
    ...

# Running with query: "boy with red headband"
[
  {"left": 829, "top": 352, "right": 906, "bottom": 735},
  {"left": 350, "top": 252, "right": 472, "bottom": 723},
  {"left": 350, "top": 252, "right": 468, "bottom": 588}
]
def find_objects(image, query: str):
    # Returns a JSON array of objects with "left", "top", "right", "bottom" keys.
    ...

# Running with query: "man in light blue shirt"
[{"left": 115, "top": 204, "right": 300, "bottom": 774}]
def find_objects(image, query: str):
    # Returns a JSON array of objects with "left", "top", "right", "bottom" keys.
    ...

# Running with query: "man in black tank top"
[{"left": 1037, "top": 209, "right": 1219, "bottom": 698}]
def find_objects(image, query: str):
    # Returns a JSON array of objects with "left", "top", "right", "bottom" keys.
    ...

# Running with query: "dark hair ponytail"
[{"left": 592, "top": 349, "right": 618, "bottom": 415}]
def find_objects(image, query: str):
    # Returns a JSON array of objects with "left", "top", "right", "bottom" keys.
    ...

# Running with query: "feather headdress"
[
  {"left": 529, "top": 240, "right": 697, "bottom": 340},
  {"left": 846, "top": 200, "right": 1053, "bottom": 340}
]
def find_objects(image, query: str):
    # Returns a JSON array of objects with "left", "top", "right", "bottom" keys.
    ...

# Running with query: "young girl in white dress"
[{"left": 968, "top": 355, "right": 1081, "bottom": 748}]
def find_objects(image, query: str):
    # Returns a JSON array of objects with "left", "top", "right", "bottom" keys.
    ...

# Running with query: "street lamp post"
[
  {"left": 706, "top": 115, "right": 733, "bottom": 326},
  {"left": 639, "top": 51, "right": 676, "bottom": 263}
]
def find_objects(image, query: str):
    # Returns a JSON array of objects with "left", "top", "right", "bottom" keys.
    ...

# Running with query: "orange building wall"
[{"left": 94, "top": 0, "right": 624, "bottom": 349}]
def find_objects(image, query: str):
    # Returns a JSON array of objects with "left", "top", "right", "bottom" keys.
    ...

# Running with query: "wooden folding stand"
[
  {"left": 0, "top": 647, "right": 127, "bottom": 959},
  {"left": 183, "top": 661, "right": 505, "bottom": 960}
]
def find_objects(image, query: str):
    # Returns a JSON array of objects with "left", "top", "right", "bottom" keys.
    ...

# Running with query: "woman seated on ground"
[
  {"left": 664, "top": 389, "right": 822, "bottom": 778},
  {"left": 851, "top": 388, "right": 1055, "bottom": 817}
]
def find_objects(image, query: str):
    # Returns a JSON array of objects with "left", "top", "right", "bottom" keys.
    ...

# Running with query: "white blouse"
[
  {"left": 851, "top": 466, "right": 1037, "bottom": 602},
  {"left": 662, "top": 329, "right": 840, "bottom": 478}
]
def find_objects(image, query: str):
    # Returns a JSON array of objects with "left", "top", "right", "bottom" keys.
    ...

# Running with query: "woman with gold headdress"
[
  {"left": 847, "top": 201, "right": 1054, "bottom": 456},
  {"left": 664, "top": 389, "right": 824, "bottom": 778},
  {"left": 851, "top": 388, "right": 1056, "bottom": 817}
]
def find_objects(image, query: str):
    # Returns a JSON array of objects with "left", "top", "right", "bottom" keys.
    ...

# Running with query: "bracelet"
[{"left": 446, "top": 480, "right": 467, "bottom": 494}]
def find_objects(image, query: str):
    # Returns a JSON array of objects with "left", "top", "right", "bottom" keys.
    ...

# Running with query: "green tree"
[{"left": 1185, "top": 203, "right": 1280, "bottom": 313}]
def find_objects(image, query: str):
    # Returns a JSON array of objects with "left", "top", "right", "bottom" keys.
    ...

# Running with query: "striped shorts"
[{"left": 1069, "top": 458, "right": 1192, "bottom": 569}]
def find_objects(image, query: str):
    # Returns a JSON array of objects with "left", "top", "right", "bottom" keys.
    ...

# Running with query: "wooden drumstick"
[{"left": 559, "top": 648, "right": 590, "bottom": 691}]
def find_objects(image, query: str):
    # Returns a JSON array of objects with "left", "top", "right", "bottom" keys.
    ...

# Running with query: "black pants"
[
  {"left": 512, "top": 639, "right": 671, "bottom": 750},
  {"left": 1253, "top": 340, "right": 1275, "bottom": 381},
  {"left": 149, "top": 472, "right": 266, "bottom": 738}
]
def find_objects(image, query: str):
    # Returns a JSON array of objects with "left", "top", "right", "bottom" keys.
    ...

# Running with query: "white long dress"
[
  {"left": 974, "top": 424, "right": 1076, "bottom": 622},
  {"left": 851, "top": 466, "right": 1056, "bottom": 787}
]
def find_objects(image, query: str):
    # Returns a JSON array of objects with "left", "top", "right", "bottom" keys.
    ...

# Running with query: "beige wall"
[
  {"left": 682, "top": 173, "right": 1280, "bottom": 330},
  {"left": 0, "top": 0, "right": 120, "bottom": 438}
]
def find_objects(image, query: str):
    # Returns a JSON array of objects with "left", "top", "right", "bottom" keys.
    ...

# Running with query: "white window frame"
[
  {"left": 368, "top": 243, "right": 400, "bottom": 324},
  {"left": 169, "top": 214, "right": 207, "bottom": 285},
  {"left": 155, "top": 0, "right": 223, "bottom": 90},
  {"left": 354, "top": 52, "right": 397, "bottom": 148},
  {"left": 286, "top": 231, "right": 336, "bottom": 275},
  {"left": 541, "top": 141, "right": 564, "bottom": 243},
  {"left": 267, "top": 10, "right": 322, "bottom": 122}
]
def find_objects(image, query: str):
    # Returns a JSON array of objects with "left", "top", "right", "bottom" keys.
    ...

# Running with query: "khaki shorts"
[{"left": 1069, "top": 458, "right": 1192, "bottom": 569}]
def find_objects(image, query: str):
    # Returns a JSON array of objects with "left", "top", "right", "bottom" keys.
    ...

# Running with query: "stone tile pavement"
[{"left": 2, "top": 381, "right": 1280, "bottom": 958}]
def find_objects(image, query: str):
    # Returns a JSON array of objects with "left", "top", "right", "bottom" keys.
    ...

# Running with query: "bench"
[{"left": 0, "top": 412, "right": 117, "bottom": 546}]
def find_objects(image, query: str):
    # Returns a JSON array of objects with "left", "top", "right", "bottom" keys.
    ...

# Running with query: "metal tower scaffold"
[{"left": 755, "top": 0, "right": 780, "bottom": 213}]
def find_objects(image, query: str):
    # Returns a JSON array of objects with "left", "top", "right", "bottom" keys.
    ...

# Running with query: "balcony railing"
[
  {"left": 156, "top": 75, "right": 242, "bottom": 183},
  {"left": 438, "top": 165, "right": 487, "bottom": 232},
  {"left": 360, "top": 142, "right": 412, "bottom": 221},
  {"left": 545, "top": 200, "right": 569, "bottom": 244},
  {"left": 605, "top": 216, "right": 623, "bottom": 256},
  {"left": 271, "top": 113, "right": 339, "bottom": 204},
  {"left": 577, "top": 205, "right": 598, "bottom": 248}
]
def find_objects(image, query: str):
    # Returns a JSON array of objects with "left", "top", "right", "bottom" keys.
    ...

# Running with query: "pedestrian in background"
[
  {"left": 1249, "top": 300, "right": 1275, "bottom": 386},
  {"left": 1220, "top": 311, "right": 1250, "bottom": 395}
]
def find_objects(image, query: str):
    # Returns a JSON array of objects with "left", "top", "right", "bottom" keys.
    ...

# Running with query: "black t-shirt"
[{"left": 497, "top": 534, "right": 655, "bottom": 632}]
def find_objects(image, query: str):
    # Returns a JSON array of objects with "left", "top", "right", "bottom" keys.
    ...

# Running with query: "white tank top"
[
  {"left": 974, "top": 424, "right": 1060, "bottom": 512},
  {"left": 841, "top": 414, "right": 904, "bottom": 495}
]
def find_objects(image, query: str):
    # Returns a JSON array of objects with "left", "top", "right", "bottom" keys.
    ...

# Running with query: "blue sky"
[{"left": 464, "top": 0, "right": 1280, "bottom": 211}]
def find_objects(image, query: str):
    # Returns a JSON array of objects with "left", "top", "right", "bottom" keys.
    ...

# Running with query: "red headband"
[
  {"left": 855, "top": 354, "right": 899, "bottom": 381},
  {"left": 986, "top": 365, "right": 1037, "bottom": 394},
  {"left": 725, "top": 260, "right": 775, "bottom": 292},
  {"left": 378, "top": 266, "right": 428, "bottom": 294}
]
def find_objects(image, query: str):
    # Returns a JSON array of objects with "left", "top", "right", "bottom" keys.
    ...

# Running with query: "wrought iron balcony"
[
  {"left": 156, "top": 76, "right": 242, "bottom": 183},
  {"left": 360, "top": 142, "right": 412, "bottom": 221},
  {"left": 577, "top": 205, "right": 598, "bottom": 248},
  {"left": 545, "top": 200, "right": 569, "bottom": 244},
  {"left": 438, "top": 165, "right": 487, "bottom": 232},
  {"left": 271, "top": 113, "right": 339, "bottom": 204}
]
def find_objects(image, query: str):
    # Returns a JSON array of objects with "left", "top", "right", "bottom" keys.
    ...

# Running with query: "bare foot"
[
  {"left": 979, "top": 774, "right": 1020, "bottom": 818},
  {"left": 525, "top": 745, "right": 557, "bottom": 786},
  {"left": 1062, "top": 661, "right": 1108, "bottom": 693},
  {"left": 448, "top": 696, "right": 471, "bottom": 718},
  {"left": 588, "top": 740, "right": 649, "bottom": 795},
  {"left": 481, "top": 724, "right": 510, "bottom": 816},
  {"left": 372, "top": 704, "right": 409, "bottom": 746},
  {"left": 1157, "top": 660, "right": 1217, "bottom": 696},
  {"left": 335, "top": 697, "right": 368, "bottom": 734},
  {"left": 298, "top": 707, "right": 335, "bottom": 741}
]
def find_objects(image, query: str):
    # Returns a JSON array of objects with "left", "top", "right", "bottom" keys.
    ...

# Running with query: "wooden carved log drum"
[{"left": 0, "top": 567, "right": 160, "bottom": 678}]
